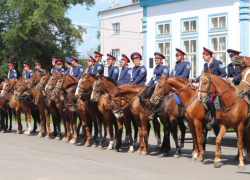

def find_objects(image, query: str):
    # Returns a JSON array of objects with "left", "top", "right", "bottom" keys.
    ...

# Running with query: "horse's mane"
[
  {"left": 103, "top": 76, "right": 119, "bottom": 86},
  {"left": 173, "top": 77, "right": 189, "bottom": 84},
  {"left": 139, "top": 84, "right": 156, "bottom": 106},
  {"left": 110, "top": 83, "right": 144, "bottom": 97},
  {"left": 66, "top": 83, "right": 78, "bottom": 89},
  {"left": 65, "top": 74, "right": 78, "bottom": 82}
]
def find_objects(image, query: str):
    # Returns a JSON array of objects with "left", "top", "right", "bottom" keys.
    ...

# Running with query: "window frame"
[
  {"left": 209, "top": 34, "right": 228, "bottom": 67},
  {"left": 181, "top": 38, "right": 198, "bottom": 79},
  {"left": 155, "top": 20, "right": 172, "bottom": 38},
  {"left": 112, "top": 23, "right": 120, "bottom": 35},
  {"left": 180, "top": 16, "right": 199, "bottom": 36},
  {"left": 156, "top": 39, "right": 172, "bottom": 69},
  {"left": 111, "top": 49, "right": 120, "bottom": 59},
  {"left": 208, "top": 12, "right": 228, "bottom": 33}
]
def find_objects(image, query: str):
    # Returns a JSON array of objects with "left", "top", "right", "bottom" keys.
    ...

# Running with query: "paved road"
[{"left": 0, "top": 122, "right": 249, "bottom": 180}]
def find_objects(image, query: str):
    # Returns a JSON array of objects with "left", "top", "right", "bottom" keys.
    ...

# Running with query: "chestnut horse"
[
  {"left": 49, "top": 73, "right": 79, "bottom": 144},
  {"left": 91, "top": 75, "right": 139, "bottom": 152},
  {"left": 2, "top": 79, "right": 39, "bottom": 135},
  {"left": 75, "top": 73, "right": 105, "bottom": 148},
  {"left": 107, "top": 84, "right": 151, "bottom": 155},
  {"left": 231, "top": 55, "right": 250, "bottom": 68},
  {"left": 28, "top": 69, "right": 62, "bottom": 139},
  {"left": 150, "top": 75, "right": 225, "bottom": 162},
  {"left": 139, "top": 84, "right": 187, "bottom": 157},
  {"left": 15, "top": 78, "right": 51, "bottom": 138},
  {"left": 198, "top": 68, "right": 250, "bottom": 169}
]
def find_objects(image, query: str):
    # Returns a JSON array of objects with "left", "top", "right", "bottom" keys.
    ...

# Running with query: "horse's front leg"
[
  {"left": 152, "top": 118, "right": 161, "bottom": 149},
  {"left": 177, "top": 118, "right": 186, "bottom": 148},
  {"left": 194, "top": 119, "right": 204, "bottom": 162},
  {"left": 214, "top": 124, "right": 228, "bottom": 168},
  {"left": 141, "top": 115, "right": 148, "bottom": 156},
  {"left": 171, "top": 117, "right": 181, "bottom": 158},
  {"left": 114, "top": 117, "right": 123, "bottom": 152},
  {"left": 237, "top": 123, "right": 245, "bottom": 170},
  {"left": 69, "top": 112, "right": 78, "bottom": 144},
  {"left": 45, "top": 108, "right": 51, "bottom": 139},
  {"left": 187, "top": 120, "right": 198, "bottom": 160}
]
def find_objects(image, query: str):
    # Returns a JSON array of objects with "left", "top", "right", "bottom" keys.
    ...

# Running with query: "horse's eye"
[{"left": 204, "top": 82, "right": 208, "bottom": 85}]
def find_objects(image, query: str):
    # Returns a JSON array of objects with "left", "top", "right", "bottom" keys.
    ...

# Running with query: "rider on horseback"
[
  {"left": 107, "top": 54, "right": 119, "bottom": 81},
  {"left": 55, "top": 59, "right": 65, "bottom": 73},
  {"left": 227, "top": 49, "right": 242, "bottom": 85},
  {"left": 196, "top": 47, "right": 227, "bottom": 126},
  {"left": 86, "top": 56, "right": 95, "bottom": 74},
  {"left": 65, "top": 57, "right": 73, "bottom": 75},
  {"left": 51, "top": 56, "right": 58, "bottom": 73},
  {"left": 23, "top": 62, "right": 33, "bottom": 79},
  {"left": 93, "top": 51, "right": 104, "bottom": 75},
  {"left": 118, "top": 54, "right": 131, "bottom": 84},
  {"left": 71, "top": 56, "right": 84, "bottom": 79},
  {"left": 7, "top": 61, "right": 17, "bottom": 79}
]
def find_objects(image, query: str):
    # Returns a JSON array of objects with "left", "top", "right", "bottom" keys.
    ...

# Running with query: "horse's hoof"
[
  {"left": 37, "top": 134, "right": 43, "bottom": 138},
  {"left": 16, "top": 131, "right": 21, "bottom": 134},
  {"left": 8, "top": 129, "right": 12, "bottom": 132},
  {"left": 98, "top": 145, "right": 103, "bottom": 149},
  {"left": 1, "top": 130, "right": 5, "bottom": 133},
  {"left": 127, "top": 150, "right": 134, "bottom": 153},
  {"left": 214, "top": 160, "right": 221, "bottom": 168},
  {"left": 103, "top": 137, "right": 107, "bottom": 141},
  {"left": 106, "top": 146, "right": 113, "bottom": 150},
  {"left": 45, "top": 135, "right": 50, "bottom": 139},
  {"left": 137, "top": 151, "right": 142, "bottom": 155},
  {"left": 26, "top": 133, "right": 31, "bottom": 136},
  {"left": 55, "top": 136, "right": 61, "bottom": 140},
  {"left": 163, "top": 152, "right": 169, "bottom": 157},
  {"left": 173, "top": 154, "right": 180, "bottom": 158},
  {"left": 141, "top": 152, "right": 147, "bottom": 156},
  {"left": 69, "top": 140, "right": 76, "bottom": 144},
  {"left": 191, "top": 157, "right": 197, "bottom": 161},
  {"left": 115, "top": 148, "right": 119, "bottom": 152},
  {"left": 196, "top": 158, "right": 203, "bottom": 163},
  {"left": 238, "top": 165, "right": 245, "bottom": 170},
  {"left": 84, "top": 143, "right": 90, "bottom": 147},
  {"left": 64, "top": 139, "right": 70, "bottom": 143}
]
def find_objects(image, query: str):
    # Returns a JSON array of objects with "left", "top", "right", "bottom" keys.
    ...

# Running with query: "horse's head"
[
  {"left": 64, "top": 85, "right": 77, "bottom": 112},
  {"left": 36, "top": 73, "right": 50, "bottom": 91},
  {"left": 106, "top": 93, "right": 127, "bottom": 119},
  {"left": 235, "top": 67, "right": 250, "bottom": 98},
  {"left": 91, "top": 75, "right": 105, "bottom": 101},
  {"left": 14, "top": 79, "right": 28, "bottom": 100},
  {"left": 1, "top": 79, "right": 16, "bottom": 97},
  {"left": 75, "top": 73, "right": 94, "bottom": 99},
  {"left": 45, "top": 71, "right": 59, "bottom": 92},
  {"left": 51, "top": 73, "right": 65, "bottom": 97},
  {"left": 28, "top": 69, "right": 45, "bottom": 89},
  {"left": 198, "top": 68, "right": 215, "bottom": 103},
  {"left": 231, "top": 55, "right": 250, "bottom": 68},
  {"left": 150, "top": 74, "right": 170, "bottom": 105}
]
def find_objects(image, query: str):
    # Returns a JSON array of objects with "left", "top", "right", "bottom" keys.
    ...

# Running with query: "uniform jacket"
[
  {"left": 148, "top": 65, "right": 169, "bottom": 85},
  {"left": 8, "top": 70, "right": 17, "bottom": 79},
  {"left": 227, "top": 63, "right": 242, "bottom": 85},
  {"left": 170, "top": 60, "right": 191, "bottom": 79},
  {"left": 93, "top": 62, "right": 104, "bottom": 75},
  {"left": 72, "top": 64, "right": 84, "bottom": 79},
  {"left": 108, "top": 66, "right": 119, "bottom": 81},
  {"left": 131, "top": 65, "right": 147, "bottom": 86},
  {"left": 118, "top": 67, "right": 131, "bottom": 84}
]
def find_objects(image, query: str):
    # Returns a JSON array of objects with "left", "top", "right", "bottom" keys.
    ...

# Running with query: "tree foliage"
[{"left": 0, "top": 0, "right": 95, "bottom": 78}]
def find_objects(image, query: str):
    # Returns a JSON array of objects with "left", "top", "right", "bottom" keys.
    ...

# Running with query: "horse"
[
  {"left": 198, "top": 68, "right": 250, "bottom": 169},
  {"left": 231, "top": 55, "right": 250, "bottom": 68},
  {"left": 14, "top": 78, "right": 51, "bottom": 137},
  {"left": 2, "top": 78, "right": 40, "bottom": 135},
  {"left": 28, "top": 69, "right": 62, "bottom": 139},
  {"left": 139, "top": 84, "right": 187, "bottom": 157},
  {"left": 107, "top": 84, "right": 152, "bottom": 155},
  {"left": 91, "top": 75, "right": 139, "bottom": 152},
  {"left": 150, "top": 75, "right": 224, "bottom": 162},
  {"left": 49, "top": 73, "right": 79, "bottom": 144},
  {"left": 75, "top": 73, "right": 105, "bottom": 148}
]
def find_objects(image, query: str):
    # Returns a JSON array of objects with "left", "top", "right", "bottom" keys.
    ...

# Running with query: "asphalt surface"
[{"left": 0, "top": 122, "right": 249, "bottom": 180}]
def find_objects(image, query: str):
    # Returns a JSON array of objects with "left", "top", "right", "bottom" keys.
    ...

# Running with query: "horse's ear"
[{"left": 206, "top": 68, "right": 211, "bottom": 76}]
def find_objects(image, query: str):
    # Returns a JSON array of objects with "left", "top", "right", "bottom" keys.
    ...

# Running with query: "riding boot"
[{"left": 207, "top": 101, "right": 217, "bottom": 125}]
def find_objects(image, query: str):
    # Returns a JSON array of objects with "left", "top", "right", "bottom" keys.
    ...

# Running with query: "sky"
[{"left": 66, "top": 0, "right": 131, "bottom": 58}]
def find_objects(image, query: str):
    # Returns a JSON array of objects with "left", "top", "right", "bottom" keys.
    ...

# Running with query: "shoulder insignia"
[
  {"left": 140, "top": 68, "right": 146, "bottom": 73},
  {"left": 97, "top": 66, "right": 102, "bottom": 70},
  {"left": 79, "top": 68, "right": 83, "bottom": 72},
  {"left": 127, "top": 69, "right": 131, "bottom": 74},
  {"left": 163, "top": 68, "right": 168, "bottom": 73},
  {"left": 114, "top": 68, "right": 118, "bottom": 73},
  {"left": 219, "top": 64, "right": 224, "bottom": 69},
  {"left": 186, "top": 63, "right": 191, "bottom": 70}
]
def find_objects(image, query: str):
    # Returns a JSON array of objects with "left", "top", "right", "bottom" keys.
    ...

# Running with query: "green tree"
[
  {"left": 0, "top": 0, "right": 95, "bottom": 79},
  {"left": 96, "top": 30, "right": 100, "bottom": 52}
]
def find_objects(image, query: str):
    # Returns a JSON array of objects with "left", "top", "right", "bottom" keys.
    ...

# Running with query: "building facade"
[
  {"left": 140, "top": 0, "right": 250, "bottom": 81},
  {"left": 99, "top": 1, "right": 143, "bottom": 68}
]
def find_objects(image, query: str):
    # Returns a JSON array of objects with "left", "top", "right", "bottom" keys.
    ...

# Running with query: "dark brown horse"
[
  {"left": 91, "top": 75, "right": 139, "bottom": 152},
  {"left": 75, "top": 73, "right": 105, "bottom": 148},
  {"left": 107, "top": 84, "right": 151, "bottom": 155},
  {"left": 198, "top": 68, "right": 250, "bottom": 169},
  {"left": 139, "top": 84, "right": 187, "bottom": 157}
]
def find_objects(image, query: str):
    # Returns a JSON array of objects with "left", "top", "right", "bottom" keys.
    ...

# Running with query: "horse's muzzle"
[
  {"left": 150, "top": 98, "right": 159, "bottom": 105},
  {"left": 236, "top": 89, "right": 245, "bottom": 98}
]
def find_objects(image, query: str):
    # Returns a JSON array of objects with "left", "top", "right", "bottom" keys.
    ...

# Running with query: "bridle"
[
  {"left": 92, "top": 79, "right": 108, "bottom": 100},
  {"left": 28, "top": 70, "right": 44, "bottom": 89},
  {"left": 76, "top": 76, "right": 91, "bottom": 98},
  {"left": 36, "top": 75, "right": 50, "bottom": 91},
  {"left": 240, "top": 68, "right": 250, "bottom": 88},
  {"left": 45, "top": 74, "right": 60, "bottom": 92},
  {"left": 53, "top": 76, "right": 66, "bottom": 96},
  {"left": 1, "top": 79, "right": 11, "bottom": 98},
  {"left": 15, "top": 80, "right": 26, "bottom": 100},
  {"left": 232, "top": 56, "right": 250, "bottom": 67}
]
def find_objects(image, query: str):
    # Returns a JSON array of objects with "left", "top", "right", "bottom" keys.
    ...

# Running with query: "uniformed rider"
[
  {"left": 92, "top": 51, "right": 104, "bottom": 75},
  {"left": 170, "top": 48, "right": 191, "bottom": 78},
  {"left": 7, "top": 61, "right": 17, "bottom": 79},
  {"left": 130, "top": 52, "right": 147, "bottom": 86},
  {"left": 65, "top": 57, "right": 73, "bottom": 75},
  {"left": 55, "top": 59, "right": 65, "bottom": 73},
  {"left": 118, "top": 54, "right": 131, "bottom": 84},
  {"left": 195, "top": 47, "right": 227, "bottom": 126},
  {"left": 148, "top": 52, "right": 169, "bottom": 85},
  {"left": 71, "top": 56, "right": 84, "bottom": 79},
  {"left": 51, "top": 56, "right": 58, "bottom": 73},
  {"left": 23, "top": 62, "right": 33, "bottom": 79},
  {"left": 86, "top": 56, "right": 95, "bottom": 74},
  {"left": 35, "top": 60, "right": 43, "bottom": 72},
  {"left": 227, "top": 49, "right": 242, "bottom": 86},
  {"left": 107, "top": 54, "right": 119, "bottom": 81}
]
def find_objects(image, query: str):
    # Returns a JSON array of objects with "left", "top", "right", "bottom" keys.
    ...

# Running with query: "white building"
[
  {"left": 99, "top": 0, "right": 143, "bottom": 67},
  {"left": 140, "top": 0, "right": 250, "bottom": 81}
]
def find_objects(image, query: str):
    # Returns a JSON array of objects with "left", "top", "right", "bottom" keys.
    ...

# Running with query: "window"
[
  {"left": 183, "top": 39, "right": 197, "bottom": 78},
  {"left": 158, "top": 41, "right": 171, "bottom": 68},
  {"left": 210, "top": 16, "right": 226, "bottom": 29},
  {"left": 112, "top": 23, "right": 120, "bottom": 35},
  {"left": 210, "top": 36, "right": 227, "bottom": 66},
  {"left": 157, "top": 23, "right": 170, "bottom": 35},
  {"left": 183, "top": 20, "right": 197, "bottom": 32},
  {"left": 111, "top": 49, "right": 120, "bottom": 59}
]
